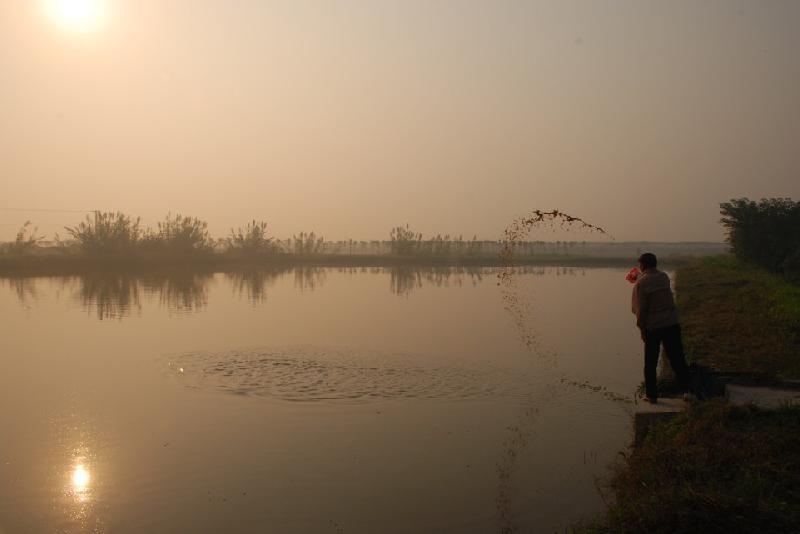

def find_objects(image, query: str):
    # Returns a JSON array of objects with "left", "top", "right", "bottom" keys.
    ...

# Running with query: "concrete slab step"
[
  {"left": 632, "top": 384, "right": 800, "bottom": 447},
  {"left": 726, "top": 384, "right": 800, "bottom": 409}
]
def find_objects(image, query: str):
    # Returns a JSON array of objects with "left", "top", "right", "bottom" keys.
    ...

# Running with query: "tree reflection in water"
[
  {"left": 2, "top": 266, "right": 585, "bottom": 319},
  {"left": 73, "top": 271, "right": 214, "bottom": 319},
  {"left": 76, "top": 273, "right": 143, "bottom": 319},
  {"left": 293, "top": 266, "right": 327, "bottom": 293},
  {"left": 226, "top": 268, "right": 287, "bottom": 302},
  {"left": 386, "top": 265, "right": 581, "bottom": 297},
  {"left": 388, "top": 266, "right": 482, "bottom": 297},
  {"left": 2, "top": 276, "right": 39, "bottom": 306}
]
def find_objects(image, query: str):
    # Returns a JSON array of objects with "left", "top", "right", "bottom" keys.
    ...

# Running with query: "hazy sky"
[{"left": 1, "top": 0, "right": 798, "bottom": 242}]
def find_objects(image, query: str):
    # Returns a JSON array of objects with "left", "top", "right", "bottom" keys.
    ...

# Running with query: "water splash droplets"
[{"left": 498, "top": 209, "right": 612, "bottom": 359}]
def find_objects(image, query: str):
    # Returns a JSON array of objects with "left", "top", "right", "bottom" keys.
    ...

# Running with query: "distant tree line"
[
  {"left": 720, "top": 197, "right": 800, "bottom": 280},
  {"left": 388, "top": 224, "right": 484, "bottom": 257},
  {"left": 3, "top": 212, "right": 573, "bottom": 259},
  {"left": 2, "top": 211, "right": 725, "bottom": 262},
  {"left": 387, "top": 224, "right": 589, "bottom": 257}
]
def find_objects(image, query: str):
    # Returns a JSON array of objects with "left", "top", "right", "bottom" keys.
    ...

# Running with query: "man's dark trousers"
[{"left": 644, "top": 324, "right": 690, "bottom": 400}]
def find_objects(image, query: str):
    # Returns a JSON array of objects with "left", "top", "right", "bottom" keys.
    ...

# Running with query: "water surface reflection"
[
  {"left": 71, "top": 463, "right": 91, "bottom": 500},
  {"left": 0, "top": 266, "right": 640, "bottom": 533},
  {"left": 2, "top": 266, "right": 584, "bottom": 316},
  {"left": 49, "top": 412, "right": 107, "bottom": 533}
]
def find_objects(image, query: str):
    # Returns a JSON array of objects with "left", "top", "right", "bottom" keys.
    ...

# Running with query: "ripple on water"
[{"left": 162, "top": 346, "right": 532, "bottom": 403}]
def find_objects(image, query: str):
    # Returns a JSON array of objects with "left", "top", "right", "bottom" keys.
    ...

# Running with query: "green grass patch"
[
  {"left": 676, "top": 255, "right": 800, "bottom": 379},
  {"left": 579, "top": 400, "right": 800, "bottom": 533}
]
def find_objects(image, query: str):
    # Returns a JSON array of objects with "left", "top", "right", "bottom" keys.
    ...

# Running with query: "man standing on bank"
[{"left": 632, "top": 253, "right": 691, "bottom": 404}]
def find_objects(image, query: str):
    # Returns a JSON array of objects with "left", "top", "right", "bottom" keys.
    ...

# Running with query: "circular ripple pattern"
[{"left": 163, "top": 345, "right": 530, "bottom": 403}]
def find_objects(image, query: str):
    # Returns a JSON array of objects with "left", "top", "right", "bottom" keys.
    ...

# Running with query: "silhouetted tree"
[{"left": 720, "top": 197, "right": 800, "bottom": 278}]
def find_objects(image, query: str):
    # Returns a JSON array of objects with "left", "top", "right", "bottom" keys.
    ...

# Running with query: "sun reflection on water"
[
  {"left": 71, "top": 463, "right": 91, "bottom": 496},
  {"left": 45, "top": 408, "right": 108, "bottom": 530},
  {"left": 58, "top": 437, "right": 106, "bottom": 530}
]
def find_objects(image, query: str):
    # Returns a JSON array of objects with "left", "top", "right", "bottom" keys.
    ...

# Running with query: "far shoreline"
[{"left": 0, "top": 252, "right": 707, "bottom": 277}]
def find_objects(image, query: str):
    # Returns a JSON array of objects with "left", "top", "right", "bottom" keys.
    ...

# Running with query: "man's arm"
[{"left": 632, "top": 282, "right": 648, "bottom": 339}]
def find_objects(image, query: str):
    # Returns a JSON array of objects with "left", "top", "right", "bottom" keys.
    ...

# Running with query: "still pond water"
[{"left": 0, "top": 266, "right": 644, "bottom": 533}]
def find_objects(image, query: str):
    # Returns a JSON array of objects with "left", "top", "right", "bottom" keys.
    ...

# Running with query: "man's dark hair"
[{"left": 638, "top": 252, "right": 657, "bottom": 269}]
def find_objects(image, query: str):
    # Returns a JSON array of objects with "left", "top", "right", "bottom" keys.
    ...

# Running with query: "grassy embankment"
[
  {"left": 677, "top": 255, "right": 800, "bottom": 379},
  {"left": 579, "top": 256, "right": 800, "bottom": 533}
]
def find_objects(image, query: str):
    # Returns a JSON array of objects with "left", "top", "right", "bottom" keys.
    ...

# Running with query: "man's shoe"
[{"left": 642, "top": 396, "right": 658, "bottom": 404}]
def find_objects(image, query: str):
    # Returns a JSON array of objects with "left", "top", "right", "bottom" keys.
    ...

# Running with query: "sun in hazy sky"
[{"left": 43, "top": 0, "right": 107, "bottom": 32}]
